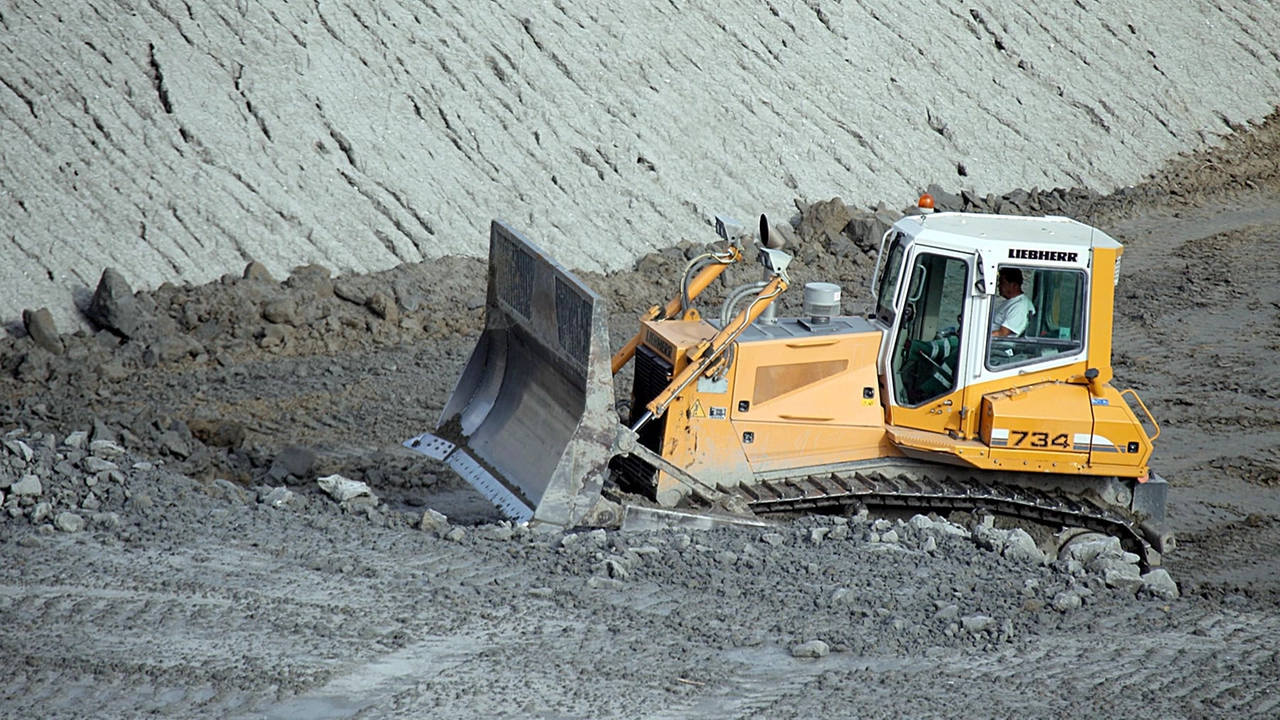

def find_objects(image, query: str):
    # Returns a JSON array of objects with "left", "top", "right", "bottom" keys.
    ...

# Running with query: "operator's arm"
[{"left": 991, "top": 296, "right": 1031, "bottom": 337}]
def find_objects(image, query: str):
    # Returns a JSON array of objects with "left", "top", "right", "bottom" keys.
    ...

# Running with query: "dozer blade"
[{"left": 405, "top": 221, "right": 617, "bottom": 528}]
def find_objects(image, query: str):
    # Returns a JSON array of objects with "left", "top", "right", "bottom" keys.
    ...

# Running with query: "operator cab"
[{"left": 872, "top": 208, "right": 1116, "bottom": 440}]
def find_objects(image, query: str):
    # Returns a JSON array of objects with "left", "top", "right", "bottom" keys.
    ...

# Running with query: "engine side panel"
[
  {"left": 727, "top": 327, "right": 890, "bottom": 471},
  {"left": 979, "top": 383, "right": 1093, "bottom": 473}
]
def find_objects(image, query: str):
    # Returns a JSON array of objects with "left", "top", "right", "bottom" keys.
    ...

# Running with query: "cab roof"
[{"left": 900, "top": 212, "right": 1121, "bottom": 250}]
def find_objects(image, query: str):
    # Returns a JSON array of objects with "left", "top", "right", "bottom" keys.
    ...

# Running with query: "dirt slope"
[{"left": 5, "top": 0, "right": 1280, "bottom": 333}]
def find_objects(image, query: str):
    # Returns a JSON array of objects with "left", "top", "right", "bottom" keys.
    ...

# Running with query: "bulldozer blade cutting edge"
[
  {"left": 409, "top": 221, "right": 617, "bottom": 528},
  {"left": 404, "top": 432, "right": 535, "bottom": 523}
]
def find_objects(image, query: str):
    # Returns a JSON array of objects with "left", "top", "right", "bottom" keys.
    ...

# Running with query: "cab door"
[{"left": 882, "top": 248, "right": 974, "bottom": 436}]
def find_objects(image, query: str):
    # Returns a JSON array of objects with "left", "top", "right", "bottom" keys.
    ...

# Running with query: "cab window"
[
  {"left": 890, "top": 253, "right": 968, "bottom": 406},
  {"left": 987, "top": 266, "right": 1086, "bottom": 370},
  {"left": 875, "top": 236, "right": 906, "bottom": 324}
]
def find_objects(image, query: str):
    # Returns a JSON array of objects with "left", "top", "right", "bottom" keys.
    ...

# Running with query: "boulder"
[
  {"left": 86, "top": 268, "right": 146, "bottom": 338},
  {"left": 790, "top": 640, "right": 830, "bottom": 659},
  {"left": 23, "top": 308, "right": 65, "bottom": 354}
]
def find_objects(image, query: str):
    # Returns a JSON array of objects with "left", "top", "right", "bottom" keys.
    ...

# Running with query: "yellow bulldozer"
[{"left": 407, "top": 197, "right": 1171, "bottom": 565}]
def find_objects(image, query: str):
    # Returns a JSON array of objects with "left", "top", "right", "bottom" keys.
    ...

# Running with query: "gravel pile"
[{"left": 3, "top": 420, "right": 1180, "bottom": 621}]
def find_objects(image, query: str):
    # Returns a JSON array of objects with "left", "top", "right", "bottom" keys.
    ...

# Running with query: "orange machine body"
[{"left": 625, "top": 212, "right": 1158, "bottom": 506}]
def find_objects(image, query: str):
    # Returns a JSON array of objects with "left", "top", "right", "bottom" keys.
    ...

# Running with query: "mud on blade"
[{"left": 406, "top": 221, "right": 617, "bottom": 527}]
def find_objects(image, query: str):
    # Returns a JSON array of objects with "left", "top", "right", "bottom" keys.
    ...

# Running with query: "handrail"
[{"left": 1120, "top": 388, "right": 1161, "bottom": 442}]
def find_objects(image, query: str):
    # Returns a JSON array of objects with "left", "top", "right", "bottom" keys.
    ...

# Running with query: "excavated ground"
[{"left": 2, "top": 114, "right": 1280, "bottom": 718}]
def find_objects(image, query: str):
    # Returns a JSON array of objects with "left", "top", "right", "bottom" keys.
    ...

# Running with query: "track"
[{"left": 713, "top": 464, "right": 1162, "bottom": 566}]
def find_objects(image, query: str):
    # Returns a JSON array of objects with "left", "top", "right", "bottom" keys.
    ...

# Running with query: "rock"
[
  {"left": 3, "top": 438, "right": 34, "bottom": 464},
  {"left": 212, "top": 479, "right": 251, "bottom": 503},
  {"left": 366, "top": 292, "right": 398, "bottom": 323},
  {"left": 1103, "top": 566, "right": 1145, "bottom": 594},
  {"left": 420, "top": 508, "right": 450, "bottom": 535},
  {"left": 92, "top": 512, "right": 122, "bottom": 529},
  {"left": 1002, "top": 529, "right": 1047, "bottom": 564},
  {"left": 604, "top": 557, "right": 630, "bottom": 579},
  {"left": 260, "top": 486, "right": 295, "bottom": 509},
  {"left": 30, "top": 501, "right": 51, "bottom": 524},
  {"left": 760, "top": 532, "right": 785, "bottom": 547},
  {"left": 1089, "top": 556, "right": 1142, "bottom": 578},
  {"left": 479, "top": 524, "right": 514, "bottom": 542},
  {"left": 317, "top": 474, "right": 377, "bottom": 504},
  {"left": 961, "top": 615, "right": 995, "bottom": 633},
  {"left": 259, "top": 324, "right": 289, "bottom": 348},
  {"left": 54, "top": 512, "right": 85, "bottom": 533},
  {"left": 796, "top": 197, "right": 853, "bottom": 245},
  {"left": 790, "top": 640, "right": 830, "bottom": 659},
  {"left": 86, "top": 268, "right": 146, "bottom": 338},
  {"left": 922, "top": 536, "right": 937, "bottom": 553},
  {"left": 333, "top": 279, "right": 369, "bottom": 305},
  {"left": 880, "top": 529, "right": 899, "bottom": 543},
  {"left": 830, "top": 588, "right": 856, "bottom": 606},
  {"left": 146, "top": 336, "right": 202, "bottom": 364},
  {"left": 444, "top": 527, "right": 466, "bottom": 543},
  {"left": 1052, "top": 590, "right": 1082, "bottom": 612},
  {"left": 828, "top": 235, "right": 859, "bottom": 259},
  {"left": 158, "top": 428, "right": 193, "bottom": 459},
  {"left": 262, "top": 298, "right": 299, "bottom": 325},
  {"left": 269, "top": 446, "right": 317, "bottom": 482},
  {"left": 810, "top": 527, "right": 830, "bottom": 545},
  {"left": 10, "top": 474, "right": 42, "bottom": 497},
  {"left": 82, "top": 456, "right": 119, "bottom": 473},
  {"left": 1141, "top": 569, "right": 1180, "bottom": 600},
  {"left": 63, "top": 431, "right": 89, "bottom": 449},
  {"left": 89, "top": 439, "right": 126, "bottom": 459},
  {"left": 286, "top": 264, "right": 333, "bottom": 292},
  {"left": 97, "top": 361, "right": 130, "bottom": 382},
  {"left": 90, "top": 419, "right": 116, "bottom": 445},
  {"left": 243, "top": 261, "right": 276, "bottom": 282},
  {"left": 23, "top": 308, "right": 65, "bottom": 354},
  {"left": 15, "top": 353, "right": 48, "bottom": 382},
  {"left": 908, "top": 515, "right": 935, "bottom": 531},
  {"left": 933, "top": 604, "right": 959, "bottom": 621},
  {"left": 189, "top": 419, "right": 246, "bottom": 449},
  {"left": 1061, "top": 535, "right": 1122, "bottom": 564},
  {"left": 925, "top": 184, "right": 964, "bottom": 212}
]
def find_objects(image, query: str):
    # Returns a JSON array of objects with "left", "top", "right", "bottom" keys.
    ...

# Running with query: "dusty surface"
[
  {"left": 2, "top": 110, "right": 1280, "bottom": 718},
  {"left": 5, "top": 0, "right": 1280, "bottom": 331}
]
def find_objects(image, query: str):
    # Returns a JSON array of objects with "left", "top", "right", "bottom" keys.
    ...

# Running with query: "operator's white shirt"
[{"left": 990, "top": 293, "right": 1033, "bottom": 336}]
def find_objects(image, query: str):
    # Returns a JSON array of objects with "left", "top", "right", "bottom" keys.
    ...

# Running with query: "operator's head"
[{"left": 998, "top": 268, "right": 1024, "bottom": 298}]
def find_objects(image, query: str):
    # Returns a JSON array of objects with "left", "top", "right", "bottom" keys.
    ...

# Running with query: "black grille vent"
[
  {"left": 493, "top": 231, "right": 534, "bottom": 319},
  {"left": 555, "top": 276, "right": 592, "bottom": 370},
  {"left": 612, "top": 345, "right": 671, "bottom": 493}
]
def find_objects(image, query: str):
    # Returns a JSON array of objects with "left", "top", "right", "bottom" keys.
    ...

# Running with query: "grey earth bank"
[{"left": 4, "top": 1, "right": 1280, "bottom": 330}]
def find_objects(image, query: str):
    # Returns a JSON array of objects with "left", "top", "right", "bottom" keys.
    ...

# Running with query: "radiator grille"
[{"left": 612, "top": 345, "right": 672, "bottom": 493}]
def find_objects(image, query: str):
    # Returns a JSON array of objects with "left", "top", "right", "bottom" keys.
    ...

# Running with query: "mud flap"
[{"left": 405, "top": 221, "right": 617, "bottom": 528}]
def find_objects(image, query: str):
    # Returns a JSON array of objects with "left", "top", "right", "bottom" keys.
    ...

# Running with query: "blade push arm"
[
  {"left": 610, "top": 245, "right": 744, "bottom": 374},
  {"left": 632, "top": 274, "right": 788, "bottom": 429}
]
